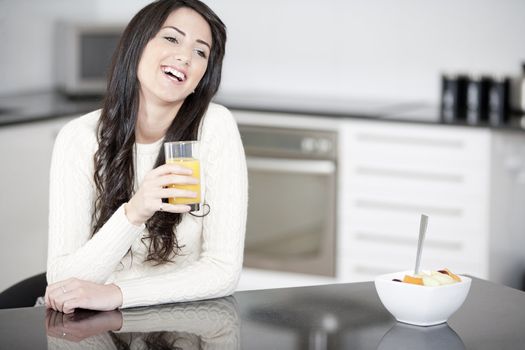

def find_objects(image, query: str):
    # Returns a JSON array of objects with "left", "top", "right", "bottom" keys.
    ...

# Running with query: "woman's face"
[{"left": 137, "top": 7, "right": 212, "bottom": 107}]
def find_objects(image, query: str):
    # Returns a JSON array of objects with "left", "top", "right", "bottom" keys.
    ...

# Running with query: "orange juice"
[{"left": 166, "top": 157, "right": 201, "bottom": 205}]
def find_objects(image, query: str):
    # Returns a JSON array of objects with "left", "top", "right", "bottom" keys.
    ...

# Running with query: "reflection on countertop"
[
  {"left": 239, "top": 282, "right": 392, "bottom": 349},
  {"left": 46, "top": 296, "right": 240, "bottom": 349},
  {"left": 377, "top": 323, "right": 465, "bottom": 350}
]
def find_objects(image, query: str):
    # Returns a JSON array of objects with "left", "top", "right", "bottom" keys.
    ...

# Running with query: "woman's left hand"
[{"left": 45, "top": 278, "right": 123, "bottom": 314}]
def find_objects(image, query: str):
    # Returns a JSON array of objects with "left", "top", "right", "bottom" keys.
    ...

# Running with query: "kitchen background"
[
  {"left": 1, "top": 0, "right": 525, "bottom": 293},
  {"left": 2, "top": 0, "right": 525, "bottom": 99}
]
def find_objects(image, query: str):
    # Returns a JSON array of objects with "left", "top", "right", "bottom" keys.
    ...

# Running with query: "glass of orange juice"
[{"left": 164, "top": 141, "right": 201, "bottom": 211}]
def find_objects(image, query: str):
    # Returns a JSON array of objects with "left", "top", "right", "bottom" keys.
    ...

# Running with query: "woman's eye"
[
  {"left": 164, "top": 36, "right": 178, "bottom": 44},
  {"left": 195, "top": 49, "right": 207, "bottom": 59}
]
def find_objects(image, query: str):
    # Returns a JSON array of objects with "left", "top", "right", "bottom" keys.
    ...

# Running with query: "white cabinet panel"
[
  {"left": 0, "top": 116, "right": 75, "bottom": 291},
  {"left": 347, "top": 168, "right": 489, "bottom": 198},
  {"left": 338, "top": 120, "right": 492, "bottom": 283},
  {"left": 346, "top": 194, "right": 488, "bottom": 233},
  {"left": 344, "top": 120, "right": 490, "bottom": 167},
  {"left": 488, "top": 131, "right": 525, "bottom": 289}
]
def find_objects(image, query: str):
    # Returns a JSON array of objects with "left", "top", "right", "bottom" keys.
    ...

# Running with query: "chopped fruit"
[
  {"left": 396, "top": 268, "right": 462, "bottom": 286},
  {"left": 403, "top": 275, "right": 424, "bottom": 285},
  {"left": 422, "top": 276, "right": 441, "bottom": 286},
  {"left": 440, "top": 268, "right": 462, "bottom": 282},
  {"left": 431, "top": 271, "right": 455, "bottom": 285}
]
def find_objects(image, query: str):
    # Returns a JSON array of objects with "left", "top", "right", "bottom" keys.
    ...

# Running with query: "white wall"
[
  {"left": 214, "top": 0, "right": 525, "bottom": 102},
  {"left": 1, "top": 0, "right": 525, "bottom": 102},
  {"left": 0, "top": 0, "right": 96, "bottom": 95}
]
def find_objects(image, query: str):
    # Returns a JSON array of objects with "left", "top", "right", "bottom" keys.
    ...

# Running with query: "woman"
[{"left": 44, "top": 0, "right": 247, "bottom": 314}]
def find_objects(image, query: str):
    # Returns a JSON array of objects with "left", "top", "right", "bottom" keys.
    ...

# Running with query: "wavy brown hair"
[{"left": 92, "top": 0, "right": 226, "bottom": 264}]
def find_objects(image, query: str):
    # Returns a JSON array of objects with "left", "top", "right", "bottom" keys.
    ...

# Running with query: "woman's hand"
[
  {"left": 45, "top": 278, "right": 123, "bottom": 314},
  {"left": 125, "top": 163, "right": 198, "bottom": 225}
]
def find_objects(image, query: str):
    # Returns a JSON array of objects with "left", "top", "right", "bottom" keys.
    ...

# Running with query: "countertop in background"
[
  {"left": 0, "top": 91, "right": 103, "bottom": 126},
  {"left": 1, "top": 90, "right": 524, "bottom": 132}
]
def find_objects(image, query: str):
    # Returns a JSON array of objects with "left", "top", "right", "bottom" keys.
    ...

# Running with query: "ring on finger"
[{"left": 61, "top": 286, "right": 67, "bottom": 294}]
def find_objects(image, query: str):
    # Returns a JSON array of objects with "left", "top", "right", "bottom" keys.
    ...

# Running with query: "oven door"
[{"left": 243, "top": 156, "right": 336, "bottom": 277}]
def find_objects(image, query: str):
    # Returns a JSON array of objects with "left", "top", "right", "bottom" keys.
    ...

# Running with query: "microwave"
[{"left": 55, "top": 22, "right": 125, "bottom": 96}]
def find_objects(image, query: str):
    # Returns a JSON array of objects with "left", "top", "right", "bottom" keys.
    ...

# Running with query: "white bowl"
[{"left": 374, "top": 270, "right": 471, "bottom": 326}]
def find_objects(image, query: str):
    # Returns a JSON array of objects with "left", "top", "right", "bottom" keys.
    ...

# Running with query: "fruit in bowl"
[
  {"left": 398, "top": 268, "right": 462, "bottom": 286},
  {"left": 374, "top": 269, "right": 471, "bottom": 326}
]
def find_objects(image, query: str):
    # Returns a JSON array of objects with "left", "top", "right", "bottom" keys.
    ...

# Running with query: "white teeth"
[{"left": 162, "top": 66, "right": 186, "bottom": 81}]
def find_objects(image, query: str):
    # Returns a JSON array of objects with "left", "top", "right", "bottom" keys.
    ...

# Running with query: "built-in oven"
[{"left": 239, "top": 125, "right": 337, "bottom": 277}]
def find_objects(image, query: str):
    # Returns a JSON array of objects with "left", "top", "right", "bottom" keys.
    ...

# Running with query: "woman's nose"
[
  {"left": 176, "top": 56, "right": 190, "bottom": 66},
  {"left": 175, "top": 48, "right": 192, "bottom": 66}
]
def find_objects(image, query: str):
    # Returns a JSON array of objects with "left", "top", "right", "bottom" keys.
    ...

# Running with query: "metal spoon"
[{"left": 414, "top": 214, "right": 429, "bottom": 275}]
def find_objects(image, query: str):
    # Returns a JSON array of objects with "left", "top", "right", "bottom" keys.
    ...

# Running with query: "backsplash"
[{"left": 1, "top": 0, "right": 525, "bottom": 103}]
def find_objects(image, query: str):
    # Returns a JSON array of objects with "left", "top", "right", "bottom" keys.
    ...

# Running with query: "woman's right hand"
[{"left": 125, "top": 163, "right": 198, "bottom": 225}]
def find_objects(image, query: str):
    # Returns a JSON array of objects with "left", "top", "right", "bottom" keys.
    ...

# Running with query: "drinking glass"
[{"left": 164, "top": 141, "right": 201, "bottom": 211}]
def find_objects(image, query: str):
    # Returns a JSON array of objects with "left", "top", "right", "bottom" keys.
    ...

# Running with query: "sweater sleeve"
[
  {"left": 115, "top": 105, "right": 248, "bottom": 308},
  {"left": 46, "top": 115, "right": 145, "bottom": 284}
]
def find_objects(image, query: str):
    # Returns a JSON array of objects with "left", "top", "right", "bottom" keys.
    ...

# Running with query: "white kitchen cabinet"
[
  {"left": 338, "top": 120, "right": 525, "bottom": 289},
  {"left": 488, "top": 130, "right": 525, "bottom": 289},
  {"left": 0, "top": 116, "right": 76, "bottom": 292},
  {"left": 235, "top": 110, "right": 525, "bottom": 291}
]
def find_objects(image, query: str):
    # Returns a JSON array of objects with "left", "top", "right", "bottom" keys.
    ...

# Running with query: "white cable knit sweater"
[{"left": 46, "top": 103, "right": 248, "bottom": 308}]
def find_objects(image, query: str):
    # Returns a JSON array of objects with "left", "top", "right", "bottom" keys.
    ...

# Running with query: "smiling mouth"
[{"left": 162, "top": 66, "right": 186, "bottom": 82}]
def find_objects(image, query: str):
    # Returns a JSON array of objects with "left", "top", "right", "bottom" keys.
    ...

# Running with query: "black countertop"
[
  {"left": 0, "top": 91, "right": 104, "bottom": 126},
  {"left": 216, "top": 92, "right": 525, "bottom": 132},
  {"left": 1, "top": 90, "right": 524, "bottom": 132},
  {"left": 1, "top": 277, "right": 524, "bottom": 349}
]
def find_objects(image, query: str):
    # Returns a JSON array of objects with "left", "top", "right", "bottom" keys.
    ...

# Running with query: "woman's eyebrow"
[{"left": 161, "top": 25, "right": 211, "bottom": 50}]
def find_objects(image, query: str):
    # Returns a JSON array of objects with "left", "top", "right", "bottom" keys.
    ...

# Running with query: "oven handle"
[{"left": 246, "top": 156, "right": 335, "bottom": 174}]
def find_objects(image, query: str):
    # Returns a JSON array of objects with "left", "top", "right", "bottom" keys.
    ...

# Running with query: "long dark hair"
[{"left": 92, "top": 0, "right": 226, "bottom": 264}]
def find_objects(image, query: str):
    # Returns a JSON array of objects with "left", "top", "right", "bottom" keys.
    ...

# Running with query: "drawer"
[
  {"left": 345, "top": 172, "right": 489, "bottom": 200},
  {"left": 341, "top": 120, "right": 491, "bottom": 169},
  {"left": 346, "top": 236, "right": 486, "bottom": 269},
  {"left": 342, "top": 193, "right": 489, "bottom": 235},
  {"left": 344, "top": 212, "right": 488, "bottom": 242},
  {"left": 339, "top": 255, "right": 488, "bottom": 282},
  {"left": 345, "top": 159, "right": 489, "bottom": 197}
]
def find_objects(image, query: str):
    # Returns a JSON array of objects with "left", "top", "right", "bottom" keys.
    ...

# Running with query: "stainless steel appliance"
[
  {"left": 239, "top": 125, "right": 337, "bottom": 277},
  {"left": 55, "top": 22, "right": 125, "bottom": 96}
]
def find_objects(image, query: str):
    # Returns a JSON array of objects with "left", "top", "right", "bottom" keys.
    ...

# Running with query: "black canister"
[
  {"left": 488, "top": 76, "right": 511, "bottom": 126},
  {"left": 440, "top": 74, "right": 469, "bottom": 123},
  {"left": 466, "top": 75, "right": 492, "bottom": 125}
]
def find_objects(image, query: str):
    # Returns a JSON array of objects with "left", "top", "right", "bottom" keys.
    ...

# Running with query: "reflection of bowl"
[
  {"left": 374, "top": 270, "right": 471, "bottom": 326},
  {"left": 377, "top": 322, "right": 465, "bottom": 350}
]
